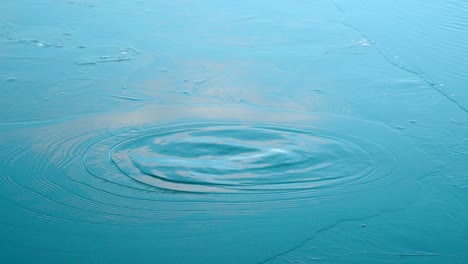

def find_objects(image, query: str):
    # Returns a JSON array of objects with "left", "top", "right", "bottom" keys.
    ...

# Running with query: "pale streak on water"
[{"left": 0, "top": 0, "right": 467, "bottom": 263}]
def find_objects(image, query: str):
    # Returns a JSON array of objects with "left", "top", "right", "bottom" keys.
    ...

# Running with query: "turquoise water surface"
[{"left": 1, "top": 1, "right": 467, "bottom": 263}]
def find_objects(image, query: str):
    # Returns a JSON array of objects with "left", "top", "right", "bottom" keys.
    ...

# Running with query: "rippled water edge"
[{"left": 0, "top": 105, "right": 435, "bottom": 262}]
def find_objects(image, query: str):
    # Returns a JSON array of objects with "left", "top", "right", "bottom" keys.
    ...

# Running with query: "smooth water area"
[{"left": 1, "top": 1, "right": 467, "bottom": 263}]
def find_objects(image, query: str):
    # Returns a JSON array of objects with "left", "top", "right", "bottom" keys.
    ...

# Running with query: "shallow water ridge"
[{"left": 1, "top": 1, "right": 467, "bottom": 263}]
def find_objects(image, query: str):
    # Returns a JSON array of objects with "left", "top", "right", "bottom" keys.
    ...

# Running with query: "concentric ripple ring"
[
  {"left": 75, "top": 106, "right": 427, "bottom": 203},
  {"left": 109, "top": 124, "right": 386, "bottom": 194}
]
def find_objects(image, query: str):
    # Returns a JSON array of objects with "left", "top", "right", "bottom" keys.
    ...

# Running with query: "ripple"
[
  {"left": 0, "top": 106, "right": 432, "bottom": 221},
  {"left": 108, "top": 124, "right": 382, "bottom": 194},
  {"left": 67, "top": 106, "right": 419, "bottom": 204},
  {"left": 0, "top": 105, "right": 435, "bottom": 264}
]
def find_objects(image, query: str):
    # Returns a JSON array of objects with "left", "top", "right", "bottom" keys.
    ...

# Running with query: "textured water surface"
[{"left": 1, "top": 0, "right": 467, "bottom": 263}]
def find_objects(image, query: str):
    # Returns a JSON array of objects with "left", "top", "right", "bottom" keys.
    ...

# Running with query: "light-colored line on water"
[{"left": 332, "top": 0, "right": 468, "bottom": 114}]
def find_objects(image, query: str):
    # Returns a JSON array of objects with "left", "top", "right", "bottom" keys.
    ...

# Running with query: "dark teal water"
[{"left": 1, "top": 1, "right": 467, "bottom": 263}]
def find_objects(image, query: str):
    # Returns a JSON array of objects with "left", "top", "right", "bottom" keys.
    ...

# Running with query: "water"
[{"left": 1, "top": 1, "right": 467, "bottom": 263}]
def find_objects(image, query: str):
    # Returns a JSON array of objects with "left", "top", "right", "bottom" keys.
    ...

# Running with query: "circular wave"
[
  {"left": 108, "top": 124, "right": 382, "bottom": 194},
  {"left": 75, "top": 105, "right": 408, "bottom": 203},
  {"left": 1, "top": 106, "right": 432, "bottom": 222}
]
